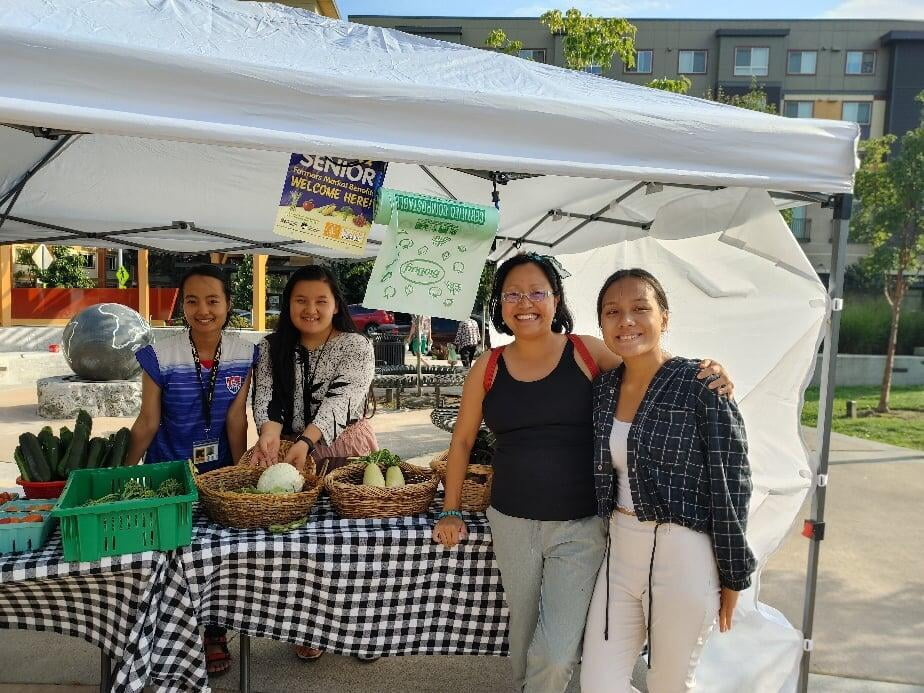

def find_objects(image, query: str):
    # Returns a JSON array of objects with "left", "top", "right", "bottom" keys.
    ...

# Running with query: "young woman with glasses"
[{"left": 432, "top": 253, "right": 734, "bottom": 692}]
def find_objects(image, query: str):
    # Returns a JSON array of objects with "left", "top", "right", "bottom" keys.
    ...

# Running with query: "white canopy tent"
[{"left": 0, "top": 1, "right": 858, "bottom": 691}]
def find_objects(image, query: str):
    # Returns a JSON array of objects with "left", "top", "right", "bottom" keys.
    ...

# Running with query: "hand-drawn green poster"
[{"left": 362, "top": 189, "right": 499, "bottom": 321}]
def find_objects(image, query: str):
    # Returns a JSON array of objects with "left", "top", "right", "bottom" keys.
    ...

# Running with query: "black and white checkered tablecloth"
[
  {"left": 0, "top": 530, "right": 204, "bottom": 693},
  {"left": 166, "top": 495, "right": 509, "bottom": 681},
  {"left": 1, "top": 496, "right": 510, "bottom": 692}
]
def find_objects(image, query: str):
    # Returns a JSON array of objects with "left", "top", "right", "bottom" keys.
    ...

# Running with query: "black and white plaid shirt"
[{"left": 592, "top": 357, "right": 756, "bottom": 590}]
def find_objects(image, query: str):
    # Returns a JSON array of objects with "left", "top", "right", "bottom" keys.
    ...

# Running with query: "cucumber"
[
  {"left": 75, "top": 410, "right": 93, "bottom": 435},
  {"left": 85, "top": 437, "right": 106, "bottom": 469},
  {"left": 59, "top": 426, "right": 73, "bottom": 452},
  {"left": 109, "top": 428, "right": 131, "bottom": 467},
  {"left": 14, "top": 446, "right": 32, "bottom": 482},
  {"left": 20, "top": 433, "right": 51, "bottom": 482},
  {"left": 64, "top": 422, "right": 90, "bottom": 473}
]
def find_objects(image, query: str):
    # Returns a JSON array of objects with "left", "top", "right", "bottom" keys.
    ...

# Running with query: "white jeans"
[{"left": 581, "top": 512, "right": 720, "bottom": 693}]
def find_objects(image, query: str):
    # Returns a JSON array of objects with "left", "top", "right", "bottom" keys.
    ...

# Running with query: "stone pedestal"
[{"left": 37, "top": 375, "right": 141, "bottom": 419}]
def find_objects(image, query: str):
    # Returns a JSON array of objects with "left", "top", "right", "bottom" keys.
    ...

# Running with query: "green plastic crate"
[
  {"left": 0, "top": 500, "right": 57, "bottom": 555},
  {"left": 52, "top": 460, "right": 197, "bottom": 562}
]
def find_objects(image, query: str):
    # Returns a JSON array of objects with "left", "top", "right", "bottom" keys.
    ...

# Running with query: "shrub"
[{"left": 838, "top": 297, "right": 924, "bottom": 354}]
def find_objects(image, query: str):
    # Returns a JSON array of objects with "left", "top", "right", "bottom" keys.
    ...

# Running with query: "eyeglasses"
[{"left": 500, "top": 290, "right": 555, "bottom": 304}]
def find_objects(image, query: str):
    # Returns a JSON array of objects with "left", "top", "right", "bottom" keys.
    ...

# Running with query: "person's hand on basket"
[
  {"left": 253, "top": 429, "right": 280, "bottom": 468},
  {"left": 432, "top": 510, "right": 468, "bottom": 548},
  {"left": 284, "top": 439, "right": 311, "bottom": 475}
]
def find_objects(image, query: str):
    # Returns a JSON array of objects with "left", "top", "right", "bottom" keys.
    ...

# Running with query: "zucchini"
[
  {"left": 38, "top": 428, "right": 60, "bottom": 474},
  {"left": 64, "top": 422, "right": 90, "bottom": 473},
  {"left": 75, "top": 410, "right": 93, "bottom": 435},
  {"left": 20, "top": 433, "right": 51, "bottom": 482},
  {"left": 59, "top": 426, "right": 73, "bottom": 451},
  {"left": 14, "top": 446, "right": 32, "bottom": 482},
  {"left": 109, "top": 428, "right": 131, "bottom": 467},
  {"left": 85, "top": 437, "right": 106, "bottom": 469}
]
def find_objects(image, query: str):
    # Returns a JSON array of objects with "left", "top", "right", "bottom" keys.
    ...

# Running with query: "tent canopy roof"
[{"left": 0, "top": 0, "right": 858, "bottom": 258}]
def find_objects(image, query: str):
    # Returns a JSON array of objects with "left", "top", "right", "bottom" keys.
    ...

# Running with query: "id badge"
[{"left": 192, "top": 439, "right": 220, "bottom": 469}]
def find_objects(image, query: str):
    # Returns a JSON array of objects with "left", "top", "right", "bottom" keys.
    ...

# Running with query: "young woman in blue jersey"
[{"left": 127, "top": 263, "right": 258, "bottom": 676}]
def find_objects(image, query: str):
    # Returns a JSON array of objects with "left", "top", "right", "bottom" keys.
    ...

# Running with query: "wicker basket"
[
  {"left": 429, "top": 450, "right": 493, "bottom": 512},
  {"left": 196, "top": 441, "right": 323, "bottom": 529},
  {"left": 324, "top": 460, "right": 438, "bottom": 518}
]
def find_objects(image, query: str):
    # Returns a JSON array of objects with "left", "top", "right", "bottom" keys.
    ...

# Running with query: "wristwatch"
[{"left": 296, "top": 435, "right": 317, "bottom": 455}]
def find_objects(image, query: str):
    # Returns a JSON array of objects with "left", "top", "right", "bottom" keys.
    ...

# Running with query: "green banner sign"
[{"left": 363, "top": 188, "right": 499, "bottom": 321}]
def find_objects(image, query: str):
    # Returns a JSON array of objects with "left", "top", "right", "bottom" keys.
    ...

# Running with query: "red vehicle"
[{"left": 348, "top": 305, "right": 395, "bottom": 335}]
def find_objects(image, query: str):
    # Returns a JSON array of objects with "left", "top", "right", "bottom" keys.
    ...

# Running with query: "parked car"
[{"left": 348, "top": 305, "right": 395, "bottom": 335}]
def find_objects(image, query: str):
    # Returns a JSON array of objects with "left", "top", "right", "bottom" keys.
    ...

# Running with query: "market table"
[
  {"left": 0, "top": 531, "right": 203, "bottom": 693},
  {"left": 175, "top": 495, "right": 509, "bottom": 693}
]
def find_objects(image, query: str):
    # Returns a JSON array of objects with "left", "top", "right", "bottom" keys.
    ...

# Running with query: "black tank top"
[{"left": 482, "top": 339, "right": 596, "bottom": 521}]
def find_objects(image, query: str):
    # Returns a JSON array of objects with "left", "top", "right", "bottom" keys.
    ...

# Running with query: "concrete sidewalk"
[{"left": 1, "top": 382, "right": 921, "bottom": 691}]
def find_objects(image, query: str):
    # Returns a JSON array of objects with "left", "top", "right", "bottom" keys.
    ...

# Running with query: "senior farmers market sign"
[{"left": 272, "top": 154, "right": 388, "bottom": 255}]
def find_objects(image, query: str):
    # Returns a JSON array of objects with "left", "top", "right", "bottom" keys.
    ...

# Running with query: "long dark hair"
[
  {"left": 179, "top": 264, "right": 232, "bottom": 328},
  {"left": 267, "top": 265, "right": 359, "bottom": 417},
  {"left": 596, "top": 268, "right": 669, "bottom": 326},
  {"left": 489, "top": 253, "right": 574, "bottom": 335}
]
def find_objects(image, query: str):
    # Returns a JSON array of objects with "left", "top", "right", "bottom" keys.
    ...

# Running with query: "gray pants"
[{"left": 487, "top": 506, "right": 607, "bottom": 693}]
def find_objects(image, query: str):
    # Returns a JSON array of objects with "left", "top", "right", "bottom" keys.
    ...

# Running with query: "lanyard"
[
  {"left": 188, "top": 332, "right": 222, "bottom": 435},
  {"left": 298, "top": 329, "right": 332, "bottom": 425}
]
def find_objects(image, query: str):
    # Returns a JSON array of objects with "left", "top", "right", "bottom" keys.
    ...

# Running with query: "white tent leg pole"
[{"left": 798, "top": 193, "right": 851, "bottom": 692}]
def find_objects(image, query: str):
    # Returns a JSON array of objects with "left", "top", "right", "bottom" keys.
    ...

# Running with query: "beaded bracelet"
[{"left": 437, "top": 509, "right": 464, "bottom": 521}]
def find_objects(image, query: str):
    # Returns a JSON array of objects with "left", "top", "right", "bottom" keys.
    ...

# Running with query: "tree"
[
  {"left": 484, "top": 29, "right": 522, "bottom": 56},
  {"left": 645, "top": 76, "right": 691, "bottom": 94},
  {"left": 18, "top": 245, "right": 95, "bottom": 288},
  {"left": 851, "top": 92, "right": 924, "bottom": 412},
  {"left": 704, "top": 78, "right": 777, "bottom": 114},
  {"left": 328, "top": 259, "right": 374, "bottom": 304},
  {"left": 539, "top": 9, "right": 636, "bottom": 71},
  {"left": 231, "top": 254, "right": 253, "bottom": 311}
]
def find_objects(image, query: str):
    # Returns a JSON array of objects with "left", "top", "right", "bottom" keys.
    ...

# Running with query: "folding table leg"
[
  {"left": 239, "top": 632, "right": 251, "bottom": 693},
  {"left": 99, "top": 650, "right": 112, "bottom": 693}
]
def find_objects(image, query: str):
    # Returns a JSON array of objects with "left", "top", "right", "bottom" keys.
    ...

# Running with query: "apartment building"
[{"left": 350, "top": 15, "right": 924, "bottom": 276}]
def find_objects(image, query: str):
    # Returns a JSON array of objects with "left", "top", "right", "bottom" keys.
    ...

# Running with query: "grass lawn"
[{"left": 801, "top": 385, "right": 924, "bottom": 451}]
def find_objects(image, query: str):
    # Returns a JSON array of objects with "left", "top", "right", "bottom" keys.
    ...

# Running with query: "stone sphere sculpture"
[{"left": 62, "top": 303, "right": 153, "bottom": 381}]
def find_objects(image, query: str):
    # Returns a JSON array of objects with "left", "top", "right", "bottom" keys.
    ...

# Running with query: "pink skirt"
[{"left": 312, "top": 418, "right": 379, "bottom": 459}]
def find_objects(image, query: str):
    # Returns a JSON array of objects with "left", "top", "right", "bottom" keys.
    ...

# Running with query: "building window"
[
  {"left": 789, "top": 206, "right": 811, "bottom": 241},
  {"left": 678, "top": 50, "right": 707, "bottom": 74},
  {"left": 845, "top": 50, "right": 875, "bottom": 75},
  {"left": 734, "top": 47, "right": 769, "bottom": 77},
  {"left": 783, "top": 101, "right": 814, "bottom": 118},
  {"left": 80, "top": 253, "right": 96, "bottom": 270},
  {"left": 106, "top": 255, "right": 118, "bottom": 271},
  {"left": 787, "top": 50, "right": 817, "bottom": 75},
  {"left": 625, "top": 49, "right": 653, "bottom": 74},
  {"left": 842, "top": 101, "right": 872, "bottom": 138},
  {"left": 517, "top": 48, "right": 547, "bottom": 63}
]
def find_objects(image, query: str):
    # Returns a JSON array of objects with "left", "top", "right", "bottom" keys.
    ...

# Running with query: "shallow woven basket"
[
  {"left": 324, "top": 460, "right": 438, "bottom": 518},
  {"left": 429, "top": 450, "right": 493, "bottom": 512},
  {"left": 196, "top": 441, "right": 323, "bottom": 529}
]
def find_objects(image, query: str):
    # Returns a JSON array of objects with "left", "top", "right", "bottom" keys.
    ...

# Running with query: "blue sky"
[{"left": 341, "top": 0, "right": 924, "bottom": 20}]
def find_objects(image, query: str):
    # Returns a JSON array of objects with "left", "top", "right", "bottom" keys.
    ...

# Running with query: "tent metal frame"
[{"left": 0, "top": 124, "right": 850, "bottom": 693}]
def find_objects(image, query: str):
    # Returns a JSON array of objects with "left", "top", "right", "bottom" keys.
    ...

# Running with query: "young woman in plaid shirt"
[
  {"left": 581, "top": 269, "right": 756, "bottom": 693},
  {"left": 432, "top": 254, "right": 734, "bottom": 693}
]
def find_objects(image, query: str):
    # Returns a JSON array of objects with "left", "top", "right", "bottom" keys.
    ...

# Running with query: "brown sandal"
[
  {"left": 205, "top": 633, "right": 232, "bottom": 676},
  {"left": 294, "top": 645, "right": 324, "bottom": 661}
]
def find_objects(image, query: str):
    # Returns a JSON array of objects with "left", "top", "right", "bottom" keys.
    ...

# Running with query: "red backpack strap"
[
  {"left": 483, "top": 346, "right": 506, "bottom": 392},
  {"left": 568, "top": 335, "right": 600, "bottom": 380}
]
